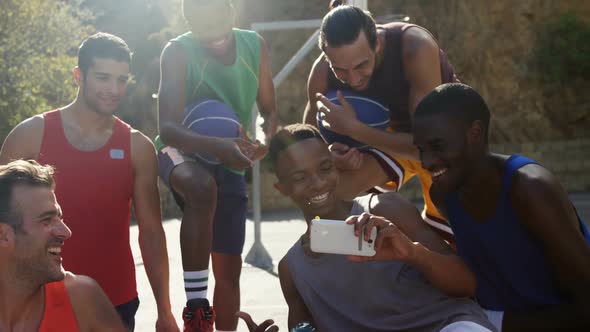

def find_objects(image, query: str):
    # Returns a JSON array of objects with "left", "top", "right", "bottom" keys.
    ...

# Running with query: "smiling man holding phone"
[{"left": 268, "top": 124, "right": 495, "bottom": 332}]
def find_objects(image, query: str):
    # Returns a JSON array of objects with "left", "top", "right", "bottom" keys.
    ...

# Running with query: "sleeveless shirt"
[
  {"left": 153, "top": 28, "right": 261, "bottom": 176},
  {"left": 285, "top": 195, "right": 494, "bottom": 332},
  {"left": 38, "top": 110, "right": 137, "bottom": 306},
  {"left": 171, "top": 28, "right": 261, "bottom": 127},
  {"left": 326, "top": 22, "right": 458, "bottom": 133},
  {"left": 38, "top": 281, "right": 79, "bottom": 332},
  {"left": 445, "top": 155, "right": 590, "bottom": 311}
]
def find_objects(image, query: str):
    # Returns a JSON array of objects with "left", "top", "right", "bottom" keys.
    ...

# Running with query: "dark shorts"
[
  {"left": 115, "top": 297, "right": 140, "bottom": 331},
  {"left": 158, "top": 146, "right": 248, "bottom": 255}
]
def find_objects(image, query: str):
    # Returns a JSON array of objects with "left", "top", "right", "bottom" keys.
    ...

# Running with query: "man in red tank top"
[
  {"left": 303, "top": 4, "right": 458, "bottom": 242},
  {"left": 0, "top": 160, "right": 125, "bottom": 331},
  {"left": 0, "top": 33, "right": 178, "bottom": 331}
]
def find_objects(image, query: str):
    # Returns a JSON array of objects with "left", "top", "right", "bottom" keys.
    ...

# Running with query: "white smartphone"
[{"left": 310, "top": 219, "right": 377, "bottom": 256}]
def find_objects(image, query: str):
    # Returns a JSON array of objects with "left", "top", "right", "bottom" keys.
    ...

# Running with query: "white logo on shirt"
[{"left": 110, "top": 149, "right": 125, "bottom": 159}]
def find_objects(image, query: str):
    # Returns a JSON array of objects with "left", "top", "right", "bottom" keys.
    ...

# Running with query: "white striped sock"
[{"left": 184, "top": 270, "right": 209, "bottom": 301}]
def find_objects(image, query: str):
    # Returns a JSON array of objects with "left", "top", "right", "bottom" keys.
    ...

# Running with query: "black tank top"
[{"left": 326, "top": 22, "right": 458, "bottom": 133}]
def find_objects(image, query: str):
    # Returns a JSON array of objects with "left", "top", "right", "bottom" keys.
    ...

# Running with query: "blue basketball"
[
  {"left": 182, "top": 99, "right": 241, "bottom": 165},
  {"left": 316, "top": 90, "right": 390, "bottom": 149}
]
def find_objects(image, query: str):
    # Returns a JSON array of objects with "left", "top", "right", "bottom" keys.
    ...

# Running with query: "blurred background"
[{"left": 1, "top": 0, "right": 589, "bottom": 216}]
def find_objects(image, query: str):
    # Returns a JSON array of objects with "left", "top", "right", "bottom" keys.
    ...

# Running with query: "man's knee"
[{"left": 171, "top": 164, "right": 218, "bottom": 207}]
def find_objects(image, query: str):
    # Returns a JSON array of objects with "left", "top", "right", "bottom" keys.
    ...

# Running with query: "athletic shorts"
[
  {"left": 366, "top": 148, "right": 455, "bottom": 243},
  {"left": 115, "top": 297, "right": 139, "bottom": 331},
  {"left": 158, "top": 146, "right": 248, "bottom": 255}
]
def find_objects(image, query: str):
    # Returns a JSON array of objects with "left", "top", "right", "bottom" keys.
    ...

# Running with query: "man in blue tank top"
[
  {"left": 412, "top": 83, "right": 590, "bottom": 331},
  {"left": 268, "top": 124, "right": 496, "bottom": 332}
]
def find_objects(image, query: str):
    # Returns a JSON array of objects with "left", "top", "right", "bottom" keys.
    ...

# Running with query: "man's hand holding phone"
[
  {"left": 309, "top": 218, "right": 377, "bottom": 256},
  {"left": 346, "top": 212, "right": 417, "bottom": 263}
]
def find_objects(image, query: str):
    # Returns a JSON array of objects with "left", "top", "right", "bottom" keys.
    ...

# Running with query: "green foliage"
[
  {"left": 536, "top": 11, "right": 590, "bottom": 84},
  {"left": 0, "top": 0, "right": 94, "bottom": 142}
]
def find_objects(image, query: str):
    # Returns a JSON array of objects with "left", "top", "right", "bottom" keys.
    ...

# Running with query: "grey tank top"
[{"left": 286, "top": 194, "right": 494, "bottom": 332}]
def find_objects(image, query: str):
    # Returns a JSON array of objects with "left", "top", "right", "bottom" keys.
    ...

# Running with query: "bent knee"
[{"left": 170, "top": 164, "right": 218, "bottom": 204}]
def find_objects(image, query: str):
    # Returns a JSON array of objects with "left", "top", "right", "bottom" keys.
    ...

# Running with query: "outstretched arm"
[
  {"left": 333, "top": 147, "right": 398, "bottom": 200},
  {"left": 349, "top": 194, "right": 476, "bottom": 297},
  {"left": 316, "top": 90, "right": 418, "bottom": 160}
]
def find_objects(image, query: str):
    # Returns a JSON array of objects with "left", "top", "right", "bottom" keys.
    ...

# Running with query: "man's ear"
[
  {"left": 467, "top": 120, "right": 485, "bottom": 145},
  {"left": 73, "top": 67, "right": 82, "bottom": 86},
  {"left": 375, "top": 33, "right": 382, "bottom": 55},
  {"left": 273, "top": 181, "right": 287, "bottom": 196}
]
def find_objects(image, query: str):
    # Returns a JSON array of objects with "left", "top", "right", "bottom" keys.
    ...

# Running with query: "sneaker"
[{"left": 182, "top": 299, "right": 216, "bottom": 332}]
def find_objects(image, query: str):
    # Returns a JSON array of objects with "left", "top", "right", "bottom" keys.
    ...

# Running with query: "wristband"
[{"left": 291, "top": 322, "right": 316, "bottom": 332}]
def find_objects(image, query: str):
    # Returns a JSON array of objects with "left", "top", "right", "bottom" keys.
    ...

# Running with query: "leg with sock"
[{"left": 169, "top": 162, "right": 218, "bottom": 332}]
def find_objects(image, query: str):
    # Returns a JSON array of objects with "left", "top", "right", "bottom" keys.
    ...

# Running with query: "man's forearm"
[
  {"left": 349, "top": 123, "right": 419, "bottom": 161},
  {"left": 159, "top": 122, "right": 224, "bottom": 155},
  {"left": 335, "top": 155, "right": 390, "bottom": 200},
  {"left": 139, "top": 230, "right": 172, "bottom": 314},
  {"left": 406, "top": 243, "right": 476, "bottom": 297}
]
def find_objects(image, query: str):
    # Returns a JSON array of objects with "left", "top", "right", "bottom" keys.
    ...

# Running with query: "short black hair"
[
  {"left": 269, "top": 124, "right": 324, "bottom": 171},
  {"left": 77, "top": 32, "right": 132, "bottom": 78},
  {"left": 0, "top": 160, "right": 55, "bottom": 231},
  {"left": 415, "top": 83, "right": 491, "bottom": 143},
  {"left": 319, "top": 5, "right": 377, "bottom": 51}
]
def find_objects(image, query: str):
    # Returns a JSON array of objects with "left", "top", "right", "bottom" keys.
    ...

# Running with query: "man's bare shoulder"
[
  {"left": 278, "top": 256, "right": 289, "bottom": 277},
  {"left": 401, "top": 26, "right": 439, "bottom": 58},
  {"left": 63, "top": 272, "right": 127, "bottom": 331},
  {"left": 130, "top": 129, "right": 155, "bottom": 149},
  {"left": 309, "top": 54, "right": 331, "bottom": 82},
  {"left": 21, "top": 114, "right": 45, "bottom": 129},
  {"left": 0, "top": 114, "right": 45, "bottom": 162},
  {"left": 278, "top": 256, "right": 295, "bottom": 291},
  {"left": 9, "top": 114, "right": 45, "bottom": 139},
  {"left": 63, "top": 272, "right": 102, "bottom": 296},
  {"left": 129, "top": 129, "right": 157, "bottom": 164}
]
